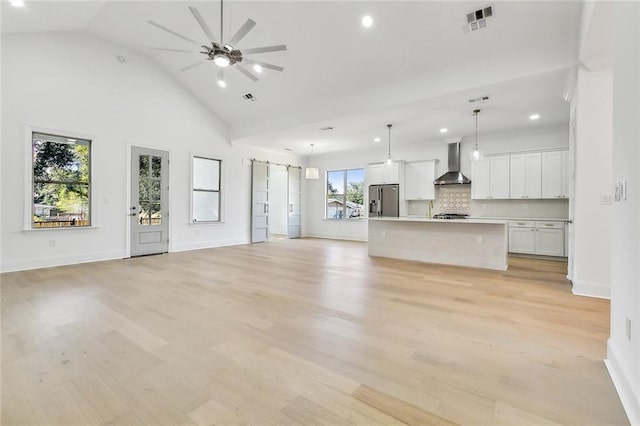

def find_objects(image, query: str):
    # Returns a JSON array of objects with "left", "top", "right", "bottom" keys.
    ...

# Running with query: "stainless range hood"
[{"left": 434, "top": 140, "right": 471, "bottom": 185}]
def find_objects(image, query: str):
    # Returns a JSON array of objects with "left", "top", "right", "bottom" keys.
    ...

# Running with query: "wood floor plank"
[{"left": 1, "top": 238, "right": 629, "bottom": 425}]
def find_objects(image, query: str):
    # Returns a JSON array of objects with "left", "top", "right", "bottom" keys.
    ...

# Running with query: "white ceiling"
[{"left": 2, "top": 1, "right": 582, "bottom": 155}]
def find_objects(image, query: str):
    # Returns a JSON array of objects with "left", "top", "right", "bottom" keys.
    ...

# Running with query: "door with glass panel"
[
  {"left": 130, "top": 147, "right": 169, "bottom": 256},
  {"left": 251, "top": 160, "right": 269, "bottom": 243},
  {"left": 287, "top": 166, "right": 301, "bottom": 239}
]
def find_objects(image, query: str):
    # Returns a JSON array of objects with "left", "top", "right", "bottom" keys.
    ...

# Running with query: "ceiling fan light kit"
[{"left": 149, "top": 0, "right": 287, "bottom": 86}]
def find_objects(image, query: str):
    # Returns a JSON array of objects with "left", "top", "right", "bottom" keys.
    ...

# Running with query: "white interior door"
[
  {"left": 130, "top": 147, "right": 169, "bottom": 256},
  {"left": 288, "top": 166, "right": 302, "bottom": 239},
  {"left": 251, "top": 161, "right": 269, "bottom": 243}
]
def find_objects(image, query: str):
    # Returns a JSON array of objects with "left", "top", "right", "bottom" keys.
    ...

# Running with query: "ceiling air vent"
[
  {"left": 319, "top": 126, "right": 334, "bottom": 131},
  {"left": 463, "top": 5, "right": 493, "bottom": 33},
  {"left": 469, "top": 95, "right": 490, "bottom": 104},
  {"left": 243, "top": 93, "right": 257, "bottom": 102}
]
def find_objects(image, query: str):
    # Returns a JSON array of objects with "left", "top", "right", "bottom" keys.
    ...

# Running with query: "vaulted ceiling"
[{"left": 2, "top": 1, "right": 582, "bottom": 154}]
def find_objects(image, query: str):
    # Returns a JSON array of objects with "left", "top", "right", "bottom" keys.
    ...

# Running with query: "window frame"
[
  {"left": 325, "top": 167, "right": 365, "bottom": 220},
  {"left": 190, "top": 155, "right": 223, "bottom": 224},
  {"left": 28, "top": 129, "right": 94, "bottom": 230}
]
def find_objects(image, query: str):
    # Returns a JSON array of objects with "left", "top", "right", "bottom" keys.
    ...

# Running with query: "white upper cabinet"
[
  {"left": 541, "top": 150, "right": 569, "bottom": 198},
  {"left": 368, "top": 161, "right": 402, "bottom": 185},
  {"left": 404, "top": 160, "right": 437, "bottom": 200},
  {"left": 510, "top": 153, "right": 541, "bottom": 199},
  {"left": 471, "top": 155, "right": 510, "bottom": 199},
  {"left": 471, "top": 158, "right": 491, "bottom": 199}
]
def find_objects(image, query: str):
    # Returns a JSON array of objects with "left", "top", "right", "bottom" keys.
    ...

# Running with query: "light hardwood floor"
[{"left": 1, "top": 238, "right": 628, "bottom": 425}]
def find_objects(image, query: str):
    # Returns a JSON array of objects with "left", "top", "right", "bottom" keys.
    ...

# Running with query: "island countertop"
[{"left": 368, "top": 216, "right": 508, "bottom": 225}]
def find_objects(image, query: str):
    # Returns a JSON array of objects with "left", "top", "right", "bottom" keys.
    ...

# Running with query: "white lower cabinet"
[{"left": 509, "top": 220, "right": 565, "bottom": 257}]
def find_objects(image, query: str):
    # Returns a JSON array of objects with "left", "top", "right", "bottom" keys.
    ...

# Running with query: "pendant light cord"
[
  {"left": 220, "top": 0, "right": 224, "bottom": 43},
  {"left": 474, "top": 109, "right": 480, "bottom": 150},
  {"left": 387, "top": 124, "right": 392, "bottom": 159}
]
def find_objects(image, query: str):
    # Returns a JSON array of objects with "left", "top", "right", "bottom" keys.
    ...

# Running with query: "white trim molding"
[
  {"left": 605, "top": 339, "right": 640, "bottom": 425},
  {"left": 0, "top": 249, "right": 126, "bottom": 273},
  {"left": 572, "top": 279, "right": 611, "bottom": 299}
]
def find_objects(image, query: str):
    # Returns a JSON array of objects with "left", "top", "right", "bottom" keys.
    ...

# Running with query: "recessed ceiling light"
[
  {"left": 440, "top": 128, "right": 448, "bottom": 133},
  {"left": 361, "top": 15, "right": 373, "bottom": 28},
  {"left": 217, "top": 79, "right": 227, "bottom": 88},
  {"left": 529, "top": 113, "right": 540, "bottom": 120},
  {"left": 373, "top": 137, "right": 381, "bottom": 142},
  {"left": 10, "top": 0, "right": 25, "bottom": 7},
  {"left": 253, "top": 64, "right": 263, "bottom": 73}
]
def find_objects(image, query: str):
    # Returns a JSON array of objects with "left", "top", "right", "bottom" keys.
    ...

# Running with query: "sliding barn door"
[
  {"left": 251, "top": 160, "right": 269, "bottom": 243},
  {"left": 287, "top": 166, "right": 302, "bottom": 239}
]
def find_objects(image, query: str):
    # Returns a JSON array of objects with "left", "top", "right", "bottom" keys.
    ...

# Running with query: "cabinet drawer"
[
  {"left": 509, "top": 220, "right": 536, "bottom": 228},
  {"left": 535, "top": 221, "right": 564, "bottom": 229}
]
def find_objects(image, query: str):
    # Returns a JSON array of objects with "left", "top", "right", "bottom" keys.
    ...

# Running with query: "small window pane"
[
  {"left": 139, "top": 180, "right": 149, "bottom": 204},
  {"left": 327, "top": 170, "right": 345, "bottom": 195},
  {"left": 150, "top": 203, "right": 162, "bottom": 224},
  {"left": 152, "top": 156, "right": 162, "bottom": 178},
  {"left": 346, "top": 169, "right": 364, "bottom": 218},
  {"left": 193, "top": 157, "right": 219, "bottom": 190},
  {"left": 327, "top": 195, "right": 345, "bottom": 219},
  {"left": 139, "top": 155, "right": 149, "bottom": 178},
  {"left": 138, "top": 203, "right": 149, "bottom": 225},
  {"left": 150, "top": 180, "right": 161, "bottom": 202},
  {"left": 193, "top": 191, "right": 219, "bottom": 222}
]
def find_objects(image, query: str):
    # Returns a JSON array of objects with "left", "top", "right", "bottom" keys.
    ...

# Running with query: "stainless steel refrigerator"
[{"left": 368, "top": 184, "right": 400, "bottom": 217}]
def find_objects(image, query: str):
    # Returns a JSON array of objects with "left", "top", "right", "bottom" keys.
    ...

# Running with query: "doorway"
[
  {"left": 130, "top": 146, "right": 169, "bottom": 256},
  {"left": 268, "top": 164, "right": 288, "bottom": 239}
]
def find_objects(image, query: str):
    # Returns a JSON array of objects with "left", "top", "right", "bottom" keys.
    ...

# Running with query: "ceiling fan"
[{"left": 148, "top": 0, "right": 287, "bottom": 86}]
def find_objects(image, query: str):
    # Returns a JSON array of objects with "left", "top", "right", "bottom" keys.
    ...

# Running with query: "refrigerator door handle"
[{"left": 377, "top": 188, "right": 382, "bottom": 216}]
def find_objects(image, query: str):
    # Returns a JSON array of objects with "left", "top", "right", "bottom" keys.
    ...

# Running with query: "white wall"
[
  {"left": 268, "top": 164, "right": 288, "bottom": 235},
  {"left": 304, "top": 125, "right": 569, "bottom": 241},
  {"left": 0, "top": 32, "right": 299, "bottom": 272},
  {"left": 570, "top": 68, "right": 613, "bottom": 298},
  {"left": 606, "top": 1, "right": 640, "bottom": 424}
]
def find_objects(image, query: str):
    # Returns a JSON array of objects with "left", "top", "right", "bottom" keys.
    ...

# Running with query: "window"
[
  {"left": 192, "top": 156, "right": 221, "bottom": 222},
  {"left": 32, "top": 132, "right": 91, "bottom": 228},
  {"left": 326, "top": 168, "right": 364, "bottom": 219}
]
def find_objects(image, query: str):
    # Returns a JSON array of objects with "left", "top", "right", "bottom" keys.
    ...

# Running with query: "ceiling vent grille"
[
  {"left": 243, "top": 93, "right": 257, "bottom": 102},
  {"left": 469, "top": 95, "right": 490, "bottom": 104},
  {"left": 463, "top": 5, "right": 493, "bottom": 33}
]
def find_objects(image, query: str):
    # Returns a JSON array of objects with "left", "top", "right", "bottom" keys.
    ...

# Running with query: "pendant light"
[
  {"left": 386, "top": 124, "right": 393, "bottom": 165},
  {"left": 470, "top": 109, "right": 483, "bottom": 161},
  {"left": 305, "top": 143, "right": 319, "bottom": 179}
]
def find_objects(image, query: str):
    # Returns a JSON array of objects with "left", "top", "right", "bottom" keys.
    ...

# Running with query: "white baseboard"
[
  {"left": 171, "top": 238, "right": 250, "bottom": 253},
  {"left": 303, "top": 233, "right": 367, "bottom": 242},
  {"left": 0, "top": 249, "right": 127, "bottom": 273},
  {"left": 605, "top": 339, "right": 640, "bottom": 425},
  {"left": 571, "top": 279, "right": 610, "bottom": 299}
]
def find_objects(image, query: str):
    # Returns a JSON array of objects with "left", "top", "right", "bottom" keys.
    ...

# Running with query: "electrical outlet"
[
  {"left": 477, "top": 236, "right": 484, "bottom": 244},
  {"left": 626, "top": 317, "right": 631, "bottom": 341},
  {"left": 614, "top": 182, "right": 621, "bottom": 201},
  {"left": 601, "top": 195, "right": 612, "bottom": 205},
  {"left": 48, "top": 239, "right": 56, "bottom": 247},
  {"left": 620, "top": 180, "right": 627, "bottom": 201}
]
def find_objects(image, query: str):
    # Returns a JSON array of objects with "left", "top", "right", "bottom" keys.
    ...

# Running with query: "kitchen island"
[{"left": 368, "top": 217, "right": 508, "bottom": 271}]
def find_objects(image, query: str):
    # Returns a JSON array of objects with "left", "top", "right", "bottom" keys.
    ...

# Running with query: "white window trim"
[
  {"left": 189, "top": 153, "right": 225, "bottom": 224},
  {"left": 23, "top": 125, "right": 98, "bottom": 231}
]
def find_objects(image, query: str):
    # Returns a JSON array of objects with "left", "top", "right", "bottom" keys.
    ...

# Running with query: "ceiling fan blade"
[
  {"left": 188, "top": 6, "right": 217, "bottom": 43},
  {"left": 236, "top": 65, "right": 259, "bottom": 82},
  {"left": 242, "top": 45, "right": 287, "bottom": 55},
  {"left": 148, "top": 21, "right": 200, "bottom": 45},
  {"left": 181, "top": 61, "right": 205, "bottom": 72},
  {"left": 242, "top": 58, "right": 284, "bottom": 72},
  {"left": 228, "top": 19, "right": 256, "bottom": 46},
  {"left": 150, "top": 47, "right": 194, "bottom": 53}
]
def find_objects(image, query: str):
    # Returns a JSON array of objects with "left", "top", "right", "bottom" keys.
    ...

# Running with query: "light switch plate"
[{"left": 620, "top": 180, "right": 627, "bottom": 201}]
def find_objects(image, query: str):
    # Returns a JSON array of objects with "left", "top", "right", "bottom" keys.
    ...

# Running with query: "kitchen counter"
[
  {"left": 368, "top": 217, "right": 508, "bottom": 271},
  {"left": 369, "top": 216, "right": 508, "bottom": 225},
  {"left": 468, "top": 216, "right": 570, "bottom": 222}
]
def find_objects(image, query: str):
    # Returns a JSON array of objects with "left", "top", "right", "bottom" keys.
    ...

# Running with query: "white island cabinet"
[
  {"left": 508, "top": 220, "right": 565, "bottom": 256},
  {"left": 368, "top": 217, "right": 508, "bottom": 271}
]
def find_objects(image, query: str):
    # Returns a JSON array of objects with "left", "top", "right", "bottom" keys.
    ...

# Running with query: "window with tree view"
[
  {"left": 326, "top": 168, "right": 364, "bottom": 219},
  {"left": 32, "top": 132, "right": 91, "bottom": 228}
]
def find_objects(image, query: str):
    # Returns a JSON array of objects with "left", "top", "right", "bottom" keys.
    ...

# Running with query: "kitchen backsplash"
[{"left": 407, "top": 186, "right": 569, "bottom": 219}]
